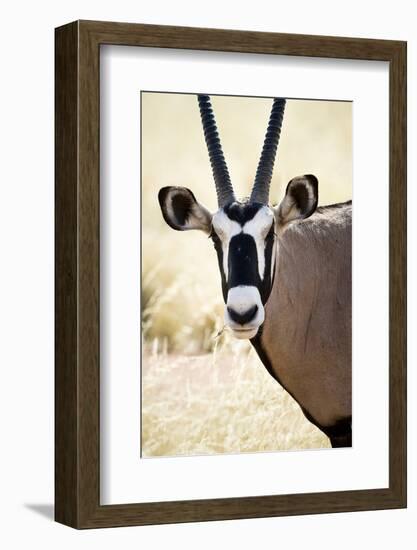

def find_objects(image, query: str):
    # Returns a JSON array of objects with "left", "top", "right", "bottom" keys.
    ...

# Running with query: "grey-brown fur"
[{"left": 258, "top": 201, "right": 352, "bottom": 437}]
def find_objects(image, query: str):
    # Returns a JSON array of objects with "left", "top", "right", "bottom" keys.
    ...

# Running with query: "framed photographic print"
[{"left": 55, "top": 20, "right": 406, "bottom": 528}]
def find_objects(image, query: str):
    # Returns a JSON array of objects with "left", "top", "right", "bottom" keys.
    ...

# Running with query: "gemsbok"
[{"left": 158, "top": 95, "right": 352, "bottom": 448}]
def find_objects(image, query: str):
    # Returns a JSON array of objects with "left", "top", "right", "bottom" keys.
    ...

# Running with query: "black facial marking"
[
  {"left": 260, "top": 225, "right": 275, "bottom": 304},
  {"left": 223, "top": 202, "right": 264, "bottom": 224},
  {"left": 228, "top": 234, "right": 260, "bottom": 289},
  {"left": 211, "top": 230, "right": 228, "bottom": 302}
]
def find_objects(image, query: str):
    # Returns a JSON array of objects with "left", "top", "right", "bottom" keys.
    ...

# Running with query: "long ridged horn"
[
  {"left": 250, "top": 98, "right": 286, "bottom": 204},
  {"left": 198, "top": 95, "right": 235, "bottom": 208}
]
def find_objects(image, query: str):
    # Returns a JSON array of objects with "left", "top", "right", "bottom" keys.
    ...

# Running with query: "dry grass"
[
  {"left": 141, "top": 339, "right": 330, "bottom": 457},
  {"left": 142, "top": 230, "right": 224, "bottom": 354}
]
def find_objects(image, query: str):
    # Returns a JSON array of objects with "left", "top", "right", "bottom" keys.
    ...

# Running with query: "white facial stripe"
[
  {"left": 271, "top": 238, "right": 277, "bottom": 282},
  {"left": 212, "top": 210, "right": 241, "bottom": 279},
  {"left": 242, "top": 207, "right": 274, "bottom": 280}
]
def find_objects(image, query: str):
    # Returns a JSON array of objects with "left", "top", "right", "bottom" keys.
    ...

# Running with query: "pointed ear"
[
  {"left": 275, "top": 175, "right": 318, "bottom": 232},
  {"left": 158, "top": 186, "right": 213, "bottom": 234}
]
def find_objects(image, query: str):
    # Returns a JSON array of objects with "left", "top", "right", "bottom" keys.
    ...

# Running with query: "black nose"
[{"left": 227, "top": 305, "right": 258, "bottom": 325}]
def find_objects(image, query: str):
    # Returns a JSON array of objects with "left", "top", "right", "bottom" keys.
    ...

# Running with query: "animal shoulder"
[{"left": 291, "top": 200, "right": 351, "bottom": 235}]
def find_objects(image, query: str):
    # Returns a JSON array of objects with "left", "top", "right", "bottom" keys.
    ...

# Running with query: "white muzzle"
[{"left": 224, "top": 285, "right": 265, "bottom": 339}]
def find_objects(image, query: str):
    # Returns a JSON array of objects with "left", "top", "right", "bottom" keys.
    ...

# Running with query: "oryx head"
[{"left": 158, "top": 95, "right": 318, "bottom": 340}]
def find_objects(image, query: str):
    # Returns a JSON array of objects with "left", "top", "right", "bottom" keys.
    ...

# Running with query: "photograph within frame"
[{"left": 141, "top": 90, "right": 353, "bottom": 458}]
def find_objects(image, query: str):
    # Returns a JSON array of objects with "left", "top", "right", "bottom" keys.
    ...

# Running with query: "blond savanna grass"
[
  {"left": 141, "top": 92, "right": 351, "bottom": 457},
  {"left": 142, "top": 338, "right": 330, "bottom": 458}
]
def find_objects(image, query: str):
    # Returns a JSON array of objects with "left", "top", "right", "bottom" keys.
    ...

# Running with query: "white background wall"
[{"left": 0, "top": 1, "right": 415, "bottom": 547}]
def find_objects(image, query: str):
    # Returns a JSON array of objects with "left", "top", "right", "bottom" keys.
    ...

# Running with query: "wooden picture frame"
[{"left": 55, "top": 20, "right": 407, "bottom": 529}]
